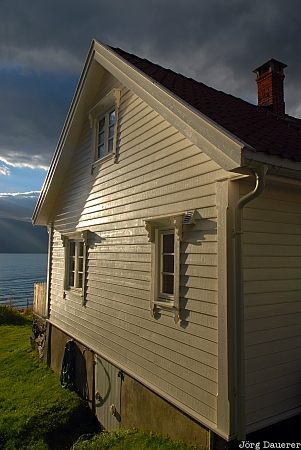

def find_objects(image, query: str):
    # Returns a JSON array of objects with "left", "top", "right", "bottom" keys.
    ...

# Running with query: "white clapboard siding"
[
  {"left": 48, "top": 83, "right": 229, "bottom": 427},
  {"left": 242, "top": 181, "right": 301, "bottom": 432}
]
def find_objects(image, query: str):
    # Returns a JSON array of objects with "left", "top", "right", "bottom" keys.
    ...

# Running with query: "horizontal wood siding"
[
  {"left": 49, "top": 81, "right": 228, "bottom": 427},
  {"left": 242, "top": 181, "right": 301, "bottom": 431}
]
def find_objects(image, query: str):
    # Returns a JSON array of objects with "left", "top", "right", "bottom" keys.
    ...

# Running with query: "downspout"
[
  {"left": 46, "top": 222, "right": 53, "bottom": 319},
  {"left": 234, "top": 164, "right": 268, "bottom": 440}
]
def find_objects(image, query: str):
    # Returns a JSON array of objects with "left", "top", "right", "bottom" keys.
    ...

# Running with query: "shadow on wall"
[
  {"left": 50, "top": 327, "right": 94, "bottom": 409},
  {"left": 151, "top": 215, "right": 217, "bottom": 329},
  {"left": 72, "top": 343, "right": 90, "bottom": 400},
  {"left": 95, "top": 358, "right": 111, "bottom": 408}
]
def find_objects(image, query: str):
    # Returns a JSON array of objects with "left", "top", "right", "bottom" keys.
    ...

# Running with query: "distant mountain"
[
  {"left": 0, "top": 218, "right": 48, "bottom": 253},
  {"left": 0, "top": 195, "right": 38, "bottom": 220},
  {"left": 0, "top": 194, "right": 48, "bottom": 253}
]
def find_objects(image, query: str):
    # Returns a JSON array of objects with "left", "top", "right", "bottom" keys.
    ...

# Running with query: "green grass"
[
  {"left": 0, "top": 305, "right": 99, "bottom": 450},
  {"left": 0, "top": 306, "right": 203, "bottom": 450},
  {"left": 72, "top": 429, "right": 202, "bottom": 450}
]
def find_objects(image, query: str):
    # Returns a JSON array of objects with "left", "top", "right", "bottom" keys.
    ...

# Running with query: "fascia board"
[
  {"left": 32, "top": 43, "right": 96, "bottom": 225},
  {"left": 94, "top": 41, "right": 248, "bottom": 171},
  {"left": 242, "top": 147, "right": 301, "bottom": 173}
]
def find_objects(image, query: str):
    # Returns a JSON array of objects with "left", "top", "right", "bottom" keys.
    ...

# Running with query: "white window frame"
[
  {"left": 61, "top": 231, "right": 88, "bottom": 303},
  {"left": 145, "top": 214, "right": 182, "bottom": 323},
  {"left": 95, "top": 108, "right": 116, "bottom": 161},
  {"left": 89, "top": 88, "right": 121, "bottom": 169},
  {"left": 67, "top": 239, "right": 84, "bottom": 289},
  {"left": 158, "top": 229, "right": 176, "bottom": 301}
]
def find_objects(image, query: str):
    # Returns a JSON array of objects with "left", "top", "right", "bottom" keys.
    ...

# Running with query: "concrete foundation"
[
  {"left": 42, "top": 323, "right": 301, "bottom": 448},
  {"left": 46, "top": 323, "right": 210, "bottom": 449},
  {"left": 121, "top": 374, "right": 210, "bottom": 447}
]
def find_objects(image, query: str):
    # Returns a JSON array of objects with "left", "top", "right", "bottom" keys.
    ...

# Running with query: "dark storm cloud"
[
  {"left": 1, "top": 0, "right": 301, "bottom": 169},
  {"left": 0, "top": 69, "right": 77, "bottom": 168}
]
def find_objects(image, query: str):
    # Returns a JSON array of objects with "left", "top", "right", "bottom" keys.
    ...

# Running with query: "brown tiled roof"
[{"left": 111, "top": 47, "right": 301, "bottom": 162}]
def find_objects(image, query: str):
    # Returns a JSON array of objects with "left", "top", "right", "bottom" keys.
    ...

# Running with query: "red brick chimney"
[{"left": 253, "top": 59, "right": 287, "bottom": 116}]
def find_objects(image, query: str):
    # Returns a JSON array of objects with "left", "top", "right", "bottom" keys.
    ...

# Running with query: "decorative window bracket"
[
  {"left": 145, "top": 210, "right": 196, "bottom": 242},
  {"left": 88, "top": 88, "right": 121, "bottom": 128},
  {"left": 145, "top": 214, "right": 183, "bottom": 243}
]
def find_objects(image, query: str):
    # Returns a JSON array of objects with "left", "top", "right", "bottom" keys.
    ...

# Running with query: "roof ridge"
[{"left": 110, "top": 45, "right": 297, "bottom": 119}]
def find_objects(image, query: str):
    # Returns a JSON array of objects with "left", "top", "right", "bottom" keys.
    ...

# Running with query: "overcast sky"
[{"left": 1, "top": 0, "right": 301, "bottom": 196}]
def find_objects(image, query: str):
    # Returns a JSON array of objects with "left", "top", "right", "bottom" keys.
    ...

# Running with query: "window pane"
[
  {"left": 108, "top": 139, "right": 113, "bottom": 153},
  {"left": 69, "top": 241, "right": 75, "bottom": 256},
  {"left": 69, "top": 271, "right": 74, "bottom": 287},
  {"left": 97, "top": 144, "right": 105, "bottom": 158},
  {"left": 162, "top": 274, "right": 174, "bottom": 295},
  {"left": 108, "top": 124, "right": 114, "bottom": 139},
  {"left": 109, "top": 110, "right": 115, "bottom": 125},
  {"left": 78, "top": 242, "right": 84, "bottom": 257},
  {"left": 78, "top": 257, "right": 83, "bottom": 272},
  {"left": 163, "top": 233, "right": 174, "bottom": 253},
  {"left": 78, "top": 273, "right": 83, "bottom": 288},
  {"left": 163, "top": 255, "right": 174, "bottom": 273},
  {"left": 98, "top": 131, "right": 105, "bottom": 145},
  {"left": 98, "top": 118, "right": 105, "bottom": 132}
]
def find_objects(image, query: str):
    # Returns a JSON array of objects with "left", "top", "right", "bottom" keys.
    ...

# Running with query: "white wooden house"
[{"left": 33, "top": 41, "right": 301, "bottom": 446}]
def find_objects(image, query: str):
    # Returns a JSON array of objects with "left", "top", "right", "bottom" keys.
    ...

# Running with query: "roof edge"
[
  {"left": 33, "top": 40, "right": 248, "bottom": 225},
  {"left": 36, "top": 40, "right": 281, "bottom": 225},
  {"left": 32, "top": 40, "right": 97, "bottom": 225},
  {"left": 242, "top": 147, "right": 301, "bottom": 178},
  {"left": 93, "top": 41, "right": 247, "bottom": 167}
]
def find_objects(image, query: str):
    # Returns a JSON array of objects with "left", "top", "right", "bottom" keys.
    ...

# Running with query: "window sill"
[
  {"left": 154, "top": 299, "right": 175, "bottom": 310},
  {"left": 64, "top": 289, "right": 83, "bottom": 301},
  {"left": 92, "top": 152, "right": 114, "bottom": 173},
  {"left": 153, "top": 299, "right": 180, "bottom": 323}
]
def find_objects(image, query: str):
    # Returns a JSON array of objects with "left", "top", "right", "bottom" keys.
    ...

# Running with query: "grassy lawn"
[
  {"left": 72, "top": 429, "right": 202, "bottom": 450},
  {"left": 0, "top": 306, "right": 203, "bottom": 450},
  {"left": 0, "top": 306, "right": 99, "bottom": 449}
]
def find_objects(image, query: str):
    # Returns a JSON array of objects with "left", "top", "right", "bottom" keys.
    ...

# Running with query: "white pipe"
[
  {"left": 234, "top": 165, "right": 268, "bottom": 440},
  {"left": 46, "top": 222, "right": 53, "bottom": 319}
]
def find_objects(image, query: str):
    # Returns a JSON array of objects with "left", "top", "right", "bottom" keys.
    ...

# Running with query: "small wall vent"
[{"left": 183, "top": 210, "right": 196, "bottom": 225}]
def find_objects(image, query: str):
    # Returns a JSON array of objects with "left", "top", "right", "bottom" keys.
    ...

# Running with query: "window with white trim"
[
  {"left": 62, "top": 231, "right": 88, "bottom": 300},
  {"left": 96, "top": 109, "right": 116, "bottom": 160},
  {"left": 89, "top": 88, "right": 121, "bottom": 166},
  {"left": 68, "top": 239, "right": 84, "bottom": 289},
  {"left": 145, "top": 214, "right": 182, "bottom": 323},
  {"left": 159, "top": 229, "right": 175, "bottom": 299}
]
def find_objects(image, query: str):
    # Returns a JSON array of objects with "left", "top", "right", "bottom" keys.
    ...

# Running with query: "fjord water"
[{"left": 0, "top": 253, "right": 47, "bottom": 308}]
